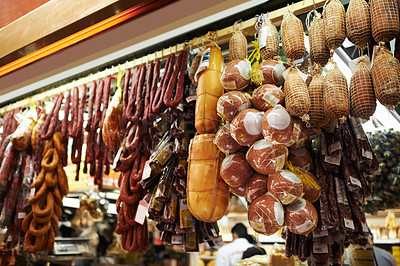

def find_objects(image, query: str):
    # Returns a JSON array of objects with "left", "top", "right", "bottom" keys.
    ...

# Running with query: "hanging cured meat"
[
  {"left": 323, "top": 0, "right": 346, "bottom": 52},
  {"left": 349, "top": 56, "right": 376, "bottom": 120},
  {"left": 346, "top": 0, "right": 371, "bottom": 51},
  {"left": 195, "top": 46, "right": 224, "bottom": 133},
  {"left": 187, "top": 134, "right": 229, "bottom": 222},
  {"left": 308, "top": 12, "right": 330, "bottom": 66},
  {"left": 370, "top": 0, "right": 400, "bottom": 43},
  {"left": 281, "top": 10, "right": 306, "bottom": 60},
  {"left": 371, "top": 47, "right": 400, "bottom": 107}
]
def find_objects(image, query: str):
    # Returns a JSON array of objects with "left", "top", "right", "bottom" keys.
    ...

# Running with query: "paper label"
[
  {"left": 7, "top": 236, "right": 12, "bottom": 242},
  {"left": 220, "top": 80, "right": 237, "bottom": 90},
  {"left": 362, "top": 148, "right": 373, "bottom": 160},
  {"left": 324, "top": 155, "right": 341, "bottom": 166},
  {"left": 171, "top": 235, "right": 183, "bottom": 245},
  {"left": 186, "top": 95, "right": 197, "bottom": 103},
  {"left": 313, "top": 243, "right": 329, "bottom": 254},
  {"left": 258, "top": 27, "right": 269, "bottom": 49},
  {"left": 18, "top": 212, "right": 26, "bottom": 219},
  {"left": 344, "top": 218, "right": 355, "bottom": 230},
  {"left": 362, "top": 222, "right": 369, "bottom": 233},
  {"left": 328, "top": 141, "right": 342, "bottom": 154},
  {"left": 134, "top": 200, "right": 149, "bottom": 225},
  {"left": 142, "top": 160, "right": 152, "bottom": 180},
  {"left": 262, "top": 90, "right": 281, "bottom": 107},
  {"left": 296, "top": 219, "right": 315, "bottom": 234},
  {"left": 30, "top": 188, "right": 36, "bottom": 198},
  {"left": 350, "top": 176, "right": 362, "bottom": 188},
  {"left": 335, "top": 177, "right": 349, "bottom": 205},
  {"left": 194, "top": 48, "right": 210, "bottom": 82},
  {"left": 313, "top": 230, "right": 329, "bottom": 238},
  {"left": 274, "top": 202, "right": 284, "bottom": 226},
  {"left": 210, "top": 228, "right": 218, "bottom": 237}
]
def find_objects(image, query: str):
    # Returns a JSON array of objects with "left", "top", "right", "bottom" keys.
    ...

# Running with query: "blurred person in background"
[{"left": 215, "top": 223, "right": 254, "bottom": 266}]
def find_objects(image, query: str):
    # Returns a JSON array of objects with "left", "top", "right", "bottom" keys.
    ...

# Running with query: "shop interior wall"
[
  {"left": 0, "top": 0, "right": 259, "bottom": 105},
  {"left": 0, "top": 0, "right": 51, "bottom": 29}
]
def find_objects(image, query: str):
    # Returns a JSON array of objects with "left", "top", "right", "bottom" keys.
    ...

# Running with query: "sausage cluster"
[
  {"left": 22, "top": 134, "right": 69, "bottom": 253},
  {"left": 284, "top": 117, "right": 377, "bottom": 264}
]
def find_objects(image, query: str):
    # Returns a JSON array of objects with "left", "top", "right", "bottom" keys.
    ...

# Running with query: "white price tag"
[
  {"left": 134, "top": 200, "right": 149, "bottom": 225},
  {"left": 18, "top": 212, "right": 26, "bottom": 219},
  {"left": 328, "top": 141, "right": 342, "bottom": 154},
  {"left": 362, "top": 148, "right": 373, "bottom": 160},
  {"left": 171, "top": 235, "right": 183, "bottom": 245},
  {"left": 350, "top": 176, "right": 362, "bottom": 188},
  {"left": 313, "top": 230, "right": 329, "bottom": 238},
  {"left": 313, "top": 243, "right": 328, "bottom": 254},
  {"left": 142, "top": 160, "right": 152, "bottom": 180},
  {"left": 344, "top": 218, "right": 355, "bottom": 230},
  {"left": 362, "top": 222, "right": 369, "bottom": 233},
  {"left": 324, "top": 155, "right": 341, "bottom": 166},
  {"left": 7, "top": 235, "right": 12, "bottom": 242},
  {"left": 30, "top": 188, "right": 36, "bottom": 198}
]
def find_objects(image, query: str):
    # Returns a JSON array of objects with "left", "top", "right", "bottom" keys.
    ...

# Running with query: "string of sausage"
[
  {"left": 142, "top": 61, "right": 155, "bottom": 125},
  {"left": 0, "top": 109, "right": 19, "bottom": 148},
  {"left": 122, "top": 69, "right": 131, "bottom": 127},
  {"left": 71, "top": 85, "right": 87, "bottom": 181},
  {"left": 151, "top": 54, "right": 176, "bottom": 115},
  {"left": 126, "top": 65, "right": 147, "bottom": 124},
  {"left": 61, "top": 91, "right": 70, "bottom": 143},
  {"left": 69, "top": 88, "right": 79, "bottom": 138},
  {"left": 23, "top": 135, "right": 68, "bottom": 253},
  {"left": 83, "top": 81, "right": 97, "bottom": 174},
  {"left": 163, "top": 49, "right": 188, "bottom": 108},
  {"left": 94, "top": 76, "right": 112, "bottom": 189},
  {"left": 116, "top": 63, "right": 157, "bottom": 252},
  {"left": 88, "top": 80, "right": 104, "bottom": 177},
  {"left": 148, "top": 59, "right": 161, "bottom": 122},
  {"left": 60, "top": 91, "right": 71, "bottom": 166},
  {"left": 40, "top": 95, "right": 63, "bottom": 140}
]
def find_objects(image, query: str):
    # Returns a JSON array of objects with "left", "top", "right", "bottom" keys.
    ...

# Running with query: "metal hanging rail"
[{"left": 0, "top": 0, "right": 325, "bottom": 114}]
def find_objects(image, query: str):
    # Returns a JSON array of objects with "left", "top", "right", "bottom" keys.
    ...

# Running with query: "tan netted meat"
[
  {"left": 308, "top": 65, "right": 326, "bottom": 128},
  {"left": 324, "top": 63, "right": 349, "bottom": 121},
  {"left": 371, "top": 0, "right": 400, "bottom": 43},
  {"left": 284, "top": 68, "right": 311, "bottom": 120},
  {"left": 308, "top": 12, "right": 330, "bottom": 66},
  {"left": 229, "top": 24, "right": 248, "bottom": 61},
  {"left": 281, "top": 11, "right": 306, "bottom": 60},
  {"left": 258, "top": 14, "right": 279, "bottom": 60},
  {"left": 346, "top": 0, "right": 371, "bottom": 51},
  {"left": 350, "top": 56, "right": 376, "bottom": 120},
  {"left": 372, "top": 47, "right": 400, "bottom": 107},
  {"left": 323, "top": 0, "right": 346, "bottom": 52}
]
